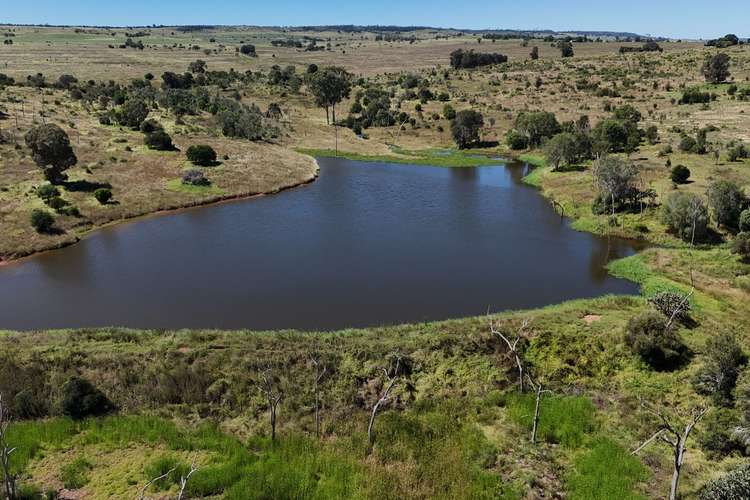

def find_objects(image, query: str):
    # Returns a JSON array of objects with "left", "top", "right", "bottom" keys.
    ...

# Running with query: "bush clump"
[
  {"left": 182, "top": 170, "right": 210, "bottom": 186},
  {"left": 60, "top": 376, "right": 115, "bottom": 420},
  {"left": 670, "top": 164, "right": 691, "bottom": 184},
  {"left": 94, "top": 188, "right": 113, "bottom": 205},
  {"left": 739, "top": 210, "right": 750, "bottom": 233},
  {"left": 186, "top": 145, "right": 218, "bottom": 166},
  {"left": 700, "top": 463, "right": 750, "bottom": 500},
  {"left": 625, "top": 312, "right": 689, "bottom": 371},
  {"left": 144, "top": 130, "right": 175, "bottom": 151},
  {"left": 30, "top": 209, "right": 55, "bottom": 233}
]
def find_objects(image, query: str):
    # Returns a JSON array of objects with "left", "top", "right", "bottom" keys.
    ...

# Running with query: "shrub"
[
  {"left": 732, "top": 233, "right": 750, "bottom": 262},
  {"left": 139, "top": 118, "right": 163, "bottom": 134},
  {"left": 679, "top": 135, "right": 697, "bottom": 153},
  {"left": 442, "top": 104, "right": 456, "bottom": 120},
  {"left": 625, "top": 312, "right": 689, "bottom": 370},
  {"left": 728, "top": 144, "right": 749, "bottom": 162},
  {"left": 449, "top": 49, "right": 507, "bottom": 69},
  {"left": 670, "top": 164, "right": 691, "bottom": 184},
  {"left": 30, "top": 209, "right": 55, "bottom": 233},
  {"left": 660, "top": 192, "right": 709, "bottom": 242},
  {"left": 36, "top": 184, "right": 60, "bottom": 201},
  {"left": 182, "top": 170, "right": 210, "bottom": 186},
  {"left": 186, "top": 145, "right": 217, "bottom": 166},
  {"left": 699, "top": 463, "right": 750, "bottom": 500},
  {"left": 708, "top": 180, "right": 746, "bottom": 229},
  {"left": 679, "top": 87, "right": 711, "bottom": 105},
  {"left": 60, "top": 376, "right": 114, "bottom": 419},
  {"left": 648, "top": 291, "right": 692, "bottom": 322},
  {"left": 94, "top": 188, "right": 113, "bottom": 205},
  {"left": 144, "top": 130, "right": 174, "bottom": 151}
]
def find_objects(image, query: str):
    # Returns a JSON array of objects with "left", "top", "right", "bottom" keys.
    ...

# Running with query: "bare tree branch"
[
  {"left": 488, "top": 313, "right": 531, "bottom": 393},
  {"left": 258, "top": 366, "right": 284, "bottom": 442},
  {"left": 177, "top": 456, "right": 199, "bottom": 500},
  {"left": 367, "top": 356, "right": 402, "bottom": 449},
  {"left": 1, "top": 393, "right": 18, "bottom": 500},
  {"left": 309, "top": 353, "right": 328, "bottom": 438},
  {"left": 632, "top": 400, "right": 708, "bottom": 500}
]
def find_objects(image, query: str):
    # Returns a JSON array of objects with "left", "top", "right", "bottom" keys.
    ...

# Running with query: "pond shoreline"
[{"left": 0, "top": 162, "right": 320, "bottom": 267}]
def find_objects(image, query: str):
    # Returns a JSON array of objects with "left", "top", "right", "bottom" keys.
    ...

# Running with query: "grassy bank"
[{"left": 297, "top": 147, "right": 505, "bottom": 168}]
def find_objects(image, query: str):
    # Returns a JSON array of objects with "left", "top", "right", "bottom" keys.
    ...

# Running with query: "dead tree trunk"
[
  {"left": 309, "top": 354, "right": 328, "bottom": 438},
  {"left": 368, "top": 356, "right": 402, "bottom": 449},
  {"left": 0, "top": 394, "right": 17, "bottom": 500},
  {"left": 489, "top": 315, "right": 531, "bottom": 393},
  {"left": 632, "top": 402, "right": 708, "bottom": 500},
  {"left": 177, "top": 457, "right": 199, "bottom": 500},
  {"left": 259, "top": 368, "right": 283, "bottom": 442},
  {"left": 526, "top": 375, "right": 552, "bottom": 444}
]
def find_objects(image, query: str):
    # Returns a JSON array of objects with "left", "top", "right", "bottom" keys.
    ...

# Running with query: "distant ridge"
[{"left": 0, "top": 23, "right": 653, "bottom": 39}]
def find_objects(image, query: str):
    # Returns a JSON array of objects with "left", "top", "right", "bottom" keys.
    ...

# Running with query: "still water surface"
[{"left": 0, "top": 157, "right": 641, "bottom": 330}]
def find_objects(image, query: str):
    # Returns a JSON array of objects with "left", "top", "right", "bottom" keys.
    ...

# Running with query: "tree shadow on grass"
[{"left": 63, "top": 180, "right": 112, "bottom": 193}]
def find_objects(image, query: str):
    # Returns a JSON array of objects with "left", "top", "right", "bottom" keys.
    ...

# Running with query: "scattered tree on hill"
[
  {"left": 513, "top": 111, "right": 561, "bottom": 148},
  {"left": 188, "top": 59, "right": 207, "bottom": 74},
  {"left": 707, "top": 180, "right": 746, "bottom": 229},
  {"left": 24, "top": 124, "right": 77, "bottom": 184},
  {"left": 544, "top": 132, "right": 579, "bottom": 171},
  {"left": 661, "top": 191, "right": 708, "bottom": 245},
  {"left": 632, "top": 402, "right": 708, "bottom": 500},
  {"left": 592, "top": 156, "right": 638, "bottom": 218},
  {"left": 670, "top": 165, "right": 691, "bottom": 184},
  {"left": 30, "top": 209, "right": 55, "bottom": 233},
  {"left": 144, "top": 130, "right": 174, "bottom": 151},
  {"left": 702, "top": 53, "right": 731, "bottom": 84},
  {"left": 450, "top": 110, "right": 484, "bottom": 149},
  {"left": 186, "top": 145, "right": 217, "bottom": 166},
  {"left": 116, "top": 97, "right": 149, "bottom": 129},
  {"left": 239, "top": 44, "right": 257, "bottom": 57},
  {"left": 559, "top": 40, "right": 574, "bottom": 58},
  {"left": 306, "top": 66, "right": 352, "bottom": 153}
]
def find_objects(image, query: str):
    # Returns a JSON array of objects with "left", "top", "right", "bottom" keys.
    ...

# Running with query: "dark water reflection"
[{"left": 0, "top": 157, "right": 642, "bottom": 331}]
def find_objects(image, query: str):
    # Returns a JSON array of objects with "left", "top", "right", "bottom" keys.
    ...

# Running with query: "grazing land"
[{"left": 1, "top": 24, "right": 750, "bottom": 499}]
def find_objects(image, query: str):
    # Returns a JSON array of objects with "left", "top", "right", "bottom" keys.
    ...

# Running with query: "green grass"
[
  {"left": 297, "top": 147, "right": 504, "bottom": 168},
  {"left": 607, "top": 253, "right": 688, "bottom": 298},
  {"left": 165, "top": 178, "right": 225, "bottom": 195},
  {"left": 61, "top": 456, "right": 93, "bottom": 489},
  {"left": 566, "top": 438, "right": 649, "bottom": 500},
  {"left": 506, "top": 394, "right": 596, "bottom": 448}
]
